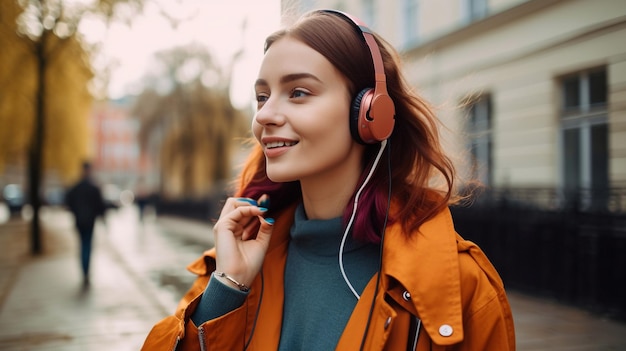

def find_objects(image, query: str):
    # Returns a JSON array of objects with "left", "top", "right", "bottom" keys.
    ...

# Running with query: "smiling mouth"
[{"left": 265, "top": 141, "right": 298, "bottom": 149}]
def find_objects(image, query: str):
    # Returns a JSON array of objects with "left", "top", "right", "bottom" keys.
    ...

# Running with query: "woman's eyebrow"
[
  {"left": 254, "top": 79, "right": 268, "bottom": 88},
  {"left": 279, "top": 73, "right": 322, "bottom": 84},
  {"left": 254, "top": 73, "right": 322, "bottom": 88}
]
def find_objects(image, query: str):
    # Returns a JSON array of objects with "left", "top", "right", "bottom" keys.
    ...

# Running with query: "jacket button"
[
  {"left": 439, "top": 324, "right": 453, "bottom": 337},
  {"left": 402, "top": 290, "right": 411, "bottom": 301},
  {"left": 384, "top": 317, "right": 392, "bottom": 329}
]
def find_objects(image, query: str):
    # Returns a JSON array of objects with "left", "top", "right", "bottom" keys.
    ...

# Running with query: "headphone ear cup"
[{"left": 350, "top": 88, "right": 372, "bottom": 144}]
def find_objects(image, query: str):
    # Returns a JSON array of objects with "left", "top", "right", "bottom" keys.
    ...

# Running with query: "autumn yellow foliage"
[
  {"left": 0, "top": 1, "right": 36, "bottom": 175},
  {"left": 0, "top": 0, "right": 93, "bottom": 183}
]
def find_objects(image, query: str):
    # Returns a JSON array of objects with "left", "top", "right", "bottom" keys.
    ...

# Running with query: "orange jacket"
[{"left": 141, "top": 205, "right": 515, "bottom": 350}]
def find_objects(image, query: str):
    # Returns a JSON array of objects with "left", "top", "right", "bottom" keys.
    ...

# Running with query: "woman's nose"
[{"left": 254, "top": 98, "right": 285, "bottom": 127}]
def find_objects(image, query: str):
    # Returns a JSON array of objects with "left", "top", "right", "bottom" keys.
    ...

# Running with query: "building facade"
[
  {"left": 282, "top": 0, "right": 626, "bottom": 209},
  {"left": 91, "top": 97, "right": 155, "bottom": 203}
]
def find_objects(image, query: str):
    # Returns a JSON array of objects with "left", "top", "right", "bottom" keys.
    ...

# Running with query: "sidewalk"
[
  {"left": 0, "top": 208, "right": 173, "bottom": 351},
  {"left": 1, "top": 206, "right": 625, "bottom": 350},
  {"left": 509, "top": 290, "right": 626, "bottom": 350}
]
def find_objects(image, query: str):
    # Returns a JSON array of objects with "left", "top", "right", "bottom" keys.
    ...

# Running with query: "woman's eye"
[
  {"left": 256, "top": 94, "right": 269, "bottom": 103},
  {"left": 255, "top": 94, "right": 269, "bottom": 110},
  {"left": 290, "top": 89, "right": 309, "bottom": 99}
]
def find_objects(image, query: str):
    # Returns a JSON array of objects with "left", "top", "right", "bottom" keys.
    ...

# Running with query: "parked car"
[
  {"left": 2, "top": 184, "right": 25, "bottom": 215},
  {"left": 44, "top": 186, "right": 65, "bottom": 206}
]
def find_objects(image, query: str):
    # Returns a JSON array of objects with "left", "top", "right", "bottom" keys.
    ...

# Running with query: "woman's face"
[{"left": 253, "top": 37, "right": 364, "bottom": 184}]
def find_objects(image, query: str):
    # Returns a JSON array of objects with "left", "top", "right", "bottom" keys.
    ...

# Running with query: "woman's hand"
[{"left": 212, "top": 195, "right": 274, "bottom": 288}]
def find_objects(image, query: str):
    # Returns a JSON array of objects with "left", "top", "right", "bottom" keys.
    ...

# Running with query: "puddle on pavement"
[{"left": 155, "top": 270, "right": 196, "bottom": 298}]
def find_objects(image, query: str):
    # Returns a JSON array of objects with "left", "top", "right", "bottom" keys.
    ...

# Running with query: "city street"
[
  {"left": 0, "top": 205, "right": 625, "bottom": 350},
  {"left": 0, "top": 205, "right": 210, "bottom": 351}
]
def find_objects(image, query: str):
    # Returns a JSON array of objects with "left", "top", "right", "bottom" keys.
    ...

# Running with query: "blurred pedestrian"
[
  {"left": 65, "top": 161, "right": 106, "bottom": 287},
  {"left": 142, "top": 9, "right": 515, "bottom": 350},
  {"left": 134, "top": 176, "right": 150, "bottom": 222}
]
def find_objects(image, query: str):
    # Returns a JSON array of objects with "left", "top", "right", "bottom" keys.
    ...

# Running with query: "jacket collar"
[
  {"left": 381, "top": 206, "right": 464, "bottom": 345},
  {"left": 267, "top": 204, "right": 297, "bottom": 252}
]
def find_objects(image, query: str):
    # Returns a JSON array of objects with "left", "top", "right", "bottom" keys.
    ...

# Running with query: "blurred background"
[
  {"left": 0, "top": 0, "right": 625, "bottom": 349},
  {"left": 0, "top": 0, "right": 281, "bottom": 220}
]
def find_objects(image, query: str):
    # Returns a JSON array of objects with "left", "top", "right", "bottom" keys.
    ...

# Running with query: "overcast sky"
[{"left": 79, "top": 0, "right": 281, "bottom": 108}]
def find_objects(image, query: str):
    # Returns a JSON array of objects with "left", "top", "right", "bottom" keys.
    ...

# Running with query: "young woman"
[{"left": 142, "top": 9, "right": 515, "bottom": 351}]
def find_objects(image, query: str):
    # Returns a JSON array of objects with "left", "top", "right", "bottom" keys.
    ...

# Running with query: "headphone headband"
[
  {"left": 317, "top": 9, "right": 395, "bottom": 144},
  {"left": 318, "top": 10, "right": 385, "bottom": 87}
]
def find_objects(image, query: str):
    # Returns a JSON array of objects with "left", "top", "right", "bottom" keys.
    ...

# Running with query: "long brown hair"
[{"left": 236, "top": 10, "right": 459, "bottom": 242}]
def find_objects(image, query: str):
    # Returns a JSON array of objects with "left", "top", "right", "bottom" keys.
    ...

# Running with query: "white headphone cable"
[{"left": 339, "top": 139, "right": 388, "bottom": 300}]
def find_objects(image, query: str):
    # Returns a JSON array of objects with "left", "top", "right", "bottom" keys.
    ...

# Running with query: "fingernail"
[
  {"left": 264, "top": 218, "right": 275, "bottom": 225},
  {"left": 259, "top": 198, "right": 270, "bottom": 208},
  {"left": 236, "top": 198, "right": 258, "bottom": 205},
  {"left": 258, "top": 207, "right": 268, "bottom": 212}
]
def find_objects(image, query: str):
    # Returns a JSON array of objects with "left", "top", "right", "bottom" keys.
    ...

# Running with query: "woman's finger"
[
  {"left": 232, "top": 198, "right": 262, "bottom": 228},
  {"left": 241, "top": 219, "right": 260, "bottom": 241},
  {"left": 218, "top": 197, "right": 256, "bottom": 219},
  {"left": 227, "top": 204, "right": 266, "bottom": 222},
  {"left": 234, "top": 197, "right": 258, "bottom": 206}
]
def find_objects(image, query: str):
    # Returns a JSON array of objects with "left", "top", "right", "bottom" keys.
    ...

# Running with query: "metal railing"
[{"left": 451, "top": 187, "right": 626, "bottom": 321}]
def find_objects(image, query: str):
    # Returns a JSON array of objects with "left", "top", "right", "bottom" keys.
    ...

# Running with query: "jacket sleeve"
[
  {"left": 166, "top": 302, "right": 250, "bottom": 351},
  {"left": 140, "top": 275, "right": 206, "bottom": 351},
  {"left": 141, "top": 253, "right": 254, "bottom": 351},
  {"left": 190, "top": 275, "right": 248, "bottom": 325},
  {"left": 455, "top": 239, "right": 516, "bottom": 351}
]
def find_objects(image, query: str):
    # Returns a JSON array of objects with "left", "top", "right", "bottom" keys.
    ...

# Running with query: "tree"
[
  {"left": 0, "top": 1, "right": 37, "bottom": 176},
  {"left": 133, "top": 44, "right": 250, "bottom": 199},
  {"left": 0, "top": 0, "right": 143, "bottom": 254}
]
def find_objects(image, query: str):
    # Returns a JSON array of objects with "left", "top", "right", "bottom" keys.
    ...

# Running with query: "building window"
[
  {"left": 560, "top": 67, "right": 608, "bottom": 210},
  {"left": 462, "top": 0, "right": 488, "bottom": 23},
  {"left": 401, "top": 0, "right": 419, "bottom": 47},
  {"left": 467, "top": 95, "right": 493, "bottom": 186}
]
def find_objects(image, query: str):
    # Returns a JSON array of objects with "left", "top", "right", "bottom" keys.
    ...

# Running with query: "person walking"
[
  {"left": 65, "top": 161, "right": 106, "bottom": 288},
  {"left": 142, "top": 9, "right": 515, "bottom": 350}
]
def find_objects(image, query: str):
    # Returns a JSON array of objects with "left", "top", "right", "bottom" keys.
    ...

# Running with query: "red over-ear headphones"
[{"left": 319, "top": 10, "right": 396, "bottom": 144}]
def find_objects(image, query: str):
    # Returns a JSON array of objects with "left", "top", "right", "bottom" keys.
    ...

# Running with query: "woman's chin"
[{"left": 266, "top": 171, "right": 297, "bottom": 184}]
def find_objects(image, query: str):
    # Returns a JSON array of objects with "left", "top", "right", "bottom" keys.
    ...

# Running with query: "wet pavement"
[
  {"left": 0, "top": 205, "right": 625, "bottom": 350},
  {"left": 0, "top": 206, "right": 203, "bottom": 351}
]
